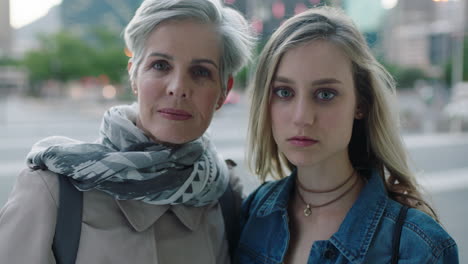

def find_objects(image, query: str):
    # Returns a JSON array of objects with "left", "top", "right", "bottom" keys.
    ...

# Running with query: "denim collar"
[
  {"left": 256, "top": 170, "right": 297, "bottom": 217},
  {"left": 256, "top": 169, "right": 389, "bottom": 263},
  {"left": 330, "top": 170, "right": 388, "bottom": 263}
]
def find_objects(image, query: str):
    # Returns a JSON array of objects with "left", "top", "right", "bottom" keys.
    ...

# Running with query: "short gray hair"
[{"left": 124, "top": 0, "right": 255, "bottom": 93}]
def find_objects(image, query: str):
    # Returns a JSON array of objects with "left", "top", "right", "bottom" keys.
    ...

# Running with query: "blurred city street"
[
  {"left": 0, "top": 94, "right": 467, "bottom": 262},
  {"left": 1, "top": 0, "right": 467, "bottom": 262}
]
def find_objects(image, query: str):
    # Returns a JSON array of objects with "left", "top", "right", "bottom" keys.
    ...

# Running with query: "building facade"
[
  {"left": 0, "top": 0, "right": 12, "bottom": 57},
  {"left": 245, "top": 0, "right": 337, "bottom": 42},
  {"left": 381, "top": 0, "right": 466, "bottom": 76}
]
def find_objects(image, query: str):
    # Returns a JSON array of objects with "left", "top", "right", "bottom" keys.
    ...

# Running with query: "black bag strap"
[
  {"left": 391, "top": 205, "right": 409, "bottom": 264},
  {"left": 219, "top": 182, "right": 239, "bottom": 259},
  {"left": 52, "top": 175, "right": 83, "bottom": 264}
]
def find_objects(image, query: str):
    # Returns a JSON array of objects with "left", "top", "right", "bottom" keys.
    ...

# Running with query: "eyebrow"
[
  {"left": 148, "top": 52, "right": 173, "bottom": 60},
  {"left": 274, "top": 76, "right": 342, "bottom": 86},
  {"left": 148, "top": 52, "right": 219, "bottom": 69},
  {"left": 192, "top": 59, "right": 219, "bottom": 69}
]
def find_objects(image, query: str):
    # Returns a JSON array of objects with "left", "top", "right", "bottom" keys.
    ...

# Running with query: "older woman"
[{"left": 0, "top": 0, "right": 254, "bottom": 263}]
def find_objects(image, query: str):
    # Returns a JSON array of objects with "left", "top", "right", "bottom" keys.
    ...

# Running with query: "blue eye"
[
  {"left": 152, "top": 61, "right": 170, "bottom": 71},
  {"left": 273, "top": 88, "right": 294, "bottom": 98},
  {"left": 316, "top": 90, "right": 336, "bottom": 101}
]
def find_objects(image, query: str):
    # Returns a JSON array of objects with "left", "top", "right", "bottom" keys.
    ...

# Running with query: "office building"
[{"left": 0, "top": 0, "right": 12, "bottom": 57}]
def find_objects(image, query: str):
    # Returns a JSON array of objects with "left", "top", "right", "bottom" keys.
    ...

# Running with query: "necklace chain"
[{"left": 296, "top": 171, "right": 358, "bottom": 217}]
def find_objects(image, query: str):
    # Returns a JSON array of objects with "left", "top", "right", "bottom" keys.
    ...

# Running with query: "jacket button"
[{"left": 323, "top": 248, "right": 337, "bottom": 259}]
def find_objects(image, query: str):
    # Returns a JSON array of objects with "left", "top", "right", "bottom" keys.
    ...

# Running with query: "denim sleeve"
[{"left": 435, "top": 243, "right": 459, "bottom": 264}]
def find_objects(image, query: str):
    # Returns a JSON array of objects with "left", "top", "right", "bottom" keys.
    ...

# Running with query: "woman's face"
[
  {"left": 270, "top": 40, "right": 362, "bottom": 169},
  {"left": 132, "top": 20, "right": 227, "bottom": 144}
]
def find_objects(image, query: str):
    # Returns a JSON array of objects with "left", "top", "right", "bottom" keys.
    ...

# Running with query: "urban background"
[
  {"left": 1, "top": 0, "right": 468, "bottom": 262},
  {"left": 1, "top": 0, "right": 468, "bottom": 130}
]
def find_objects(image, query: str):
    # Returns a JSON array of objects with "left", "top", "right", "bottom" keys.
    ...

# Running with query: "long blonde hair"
[{"left": 246, "top": 6, "right": 438, "bottom": 220}]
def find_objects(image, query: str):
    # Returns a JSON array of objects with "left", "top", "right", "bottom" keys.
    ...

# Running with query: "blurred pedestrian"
[
  {"left": 0, "top": 0, "right": 254, "bottom": 263},
  {"left": 236, "top": 6, "right": 458, "bottom": 264}
]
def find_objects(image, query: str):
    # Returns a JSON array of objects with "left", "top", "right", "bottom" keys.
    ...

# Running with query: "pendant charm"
[{"left": 303, "top": 204, "right": 312, "bottom": 216}]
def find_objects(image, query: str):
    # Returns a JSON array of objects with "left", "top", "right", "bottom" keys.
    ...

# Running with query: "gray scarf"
[{"left": 26, "top": 104, "right": 229, "bottom": 207}]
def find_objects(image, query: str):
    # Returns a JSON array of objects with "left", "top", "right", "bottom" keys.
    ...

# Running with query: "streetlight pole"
[{"left": 451, "top": 0, "right": 466, "bottom": 87}]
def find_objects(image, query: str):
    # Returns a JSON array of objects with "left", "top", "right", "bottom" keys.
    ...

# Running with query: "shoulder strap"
[
  {"left": 391, "top": 205, "right": 409, "bottom": 264},
  {"left": 219, "top": 183, "right": 239, "bottom": 259},
  {"left": 52, "top": 175, "right": 83, "bottom": 264}
]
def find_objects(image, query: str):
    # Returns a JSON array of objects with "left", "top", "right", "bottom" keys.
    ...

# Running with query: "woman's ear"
[
  {"left": 128, "top": 60, "right": 138, "bottom": 96},
  {"left": 127, "top": 59, "right": 133, "bottom": 74},
  {"left": 227, "top": 75, "right": 234, "bottom": 93},
  {"left": 216, "top": 75, "right": 234, "bottom": 110},
  {"left": 355, "top": 104, "right": 366, "bottom": 119}
]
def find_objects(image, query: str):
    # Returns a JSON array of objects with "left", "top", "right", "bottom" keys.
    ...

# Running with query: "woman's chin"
[
  {"left": 137, "top": 121, "right": 200, "bottom": 145},
  {"left": 148, "top": 132, "right": 199, "bottom": 146}
]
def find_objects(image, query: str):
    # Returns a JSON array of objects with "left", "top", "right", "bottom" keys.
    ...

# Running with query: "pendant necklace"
[{"left": 296, "top": 170, "right": 358, "bottom": 217}]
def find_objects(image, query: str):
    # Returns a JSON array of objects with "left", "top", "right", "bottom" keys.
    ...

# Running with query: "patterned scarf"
[{"left": 26, "top": 104, "right": 229, "bottom": 207}]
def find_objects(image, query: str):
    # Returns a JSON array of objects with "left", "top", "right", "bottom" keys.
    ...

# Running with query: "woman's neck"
[
  {"left": 294, "top": 154, "right": 363, "bottom": 210},
  {"left": 296, "top": 157, "right": 355, "bottom": 192}
]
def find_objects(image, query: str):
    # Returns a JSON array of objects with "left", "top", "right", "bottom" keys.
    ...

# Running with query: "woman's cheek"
[{"left": 139, "top": 78, "right": 163, "bottom": 98}]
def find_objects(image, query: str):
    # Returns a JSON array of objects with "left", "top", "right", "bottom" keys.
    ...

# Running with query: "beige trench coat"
[{"left": 0, "top": 167, "right": 243, "bottom": 264}]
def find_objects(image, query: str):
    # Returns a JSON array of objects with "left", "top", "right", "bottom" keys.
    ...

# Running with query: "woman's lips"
[
  {"left": 158, "top": 108, "right": 193, "bottom": 121},
  {"left": 287, "top": 136, "right": 318, "bottom": 147}
]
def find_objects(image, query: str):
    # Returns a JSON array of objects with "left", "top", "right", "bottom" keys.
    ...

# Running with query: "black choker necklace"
[{"left": 296, "top": 170, "right": 358, "bottom": 216}]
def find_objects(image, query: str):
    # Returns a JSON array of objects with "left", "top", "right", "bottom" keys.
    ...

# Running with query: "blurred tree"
[
  {"left": 380, "top": 61, "right": 429, "bottom": 89},
  {"left": 0, "top": 57, "right": 19, "bottom": 66},
  {"left": 22, "top": 28, "right": 127, "bottom": 87},
  {"left": 23, "top": 32, "right": 94, "bottom": 83},
  {"left": 88, "top": 28, "right": 128, "bottom": 84},
  {"left": 234, "top": 40, "right": 268, "bottom": 90}
]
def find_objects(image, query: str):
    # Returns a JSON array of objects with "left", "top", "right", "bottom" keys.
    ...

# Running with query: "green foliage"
[
  {"left": 234, "top": 66, "right": 249, "bottom": 89},
  {"left": 87, "top": 28, "right": 128, "bottom": 83},
  {"left": 21, "top": 28, "right": 128, "bottom": 85},
  {"left": 444, "top": 61, "right": 452, "bottom": 86},
  {"left": 380, "top": 61, "right": 428, "bottom": 89},
  {"left": 234, "top": 41, "right": 267, "bottom": 90},
  {"left": 0, "top": 57, "right": 20, "bottom": 66}
]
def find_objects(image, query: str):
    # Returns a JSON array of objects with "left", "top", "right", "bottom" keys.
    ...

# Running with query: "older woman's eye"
[
  {"left": 192, "top": 66, "right": 211, "bottom": 78},
  {"left": 273, "top": 87, "right": 294, "bottom": 98},
  {"left": 316, "top": 90, "right": 336, "bottom": 101},
  {"left": 152, "top": 60, "right": 170, "bottom": 71}
]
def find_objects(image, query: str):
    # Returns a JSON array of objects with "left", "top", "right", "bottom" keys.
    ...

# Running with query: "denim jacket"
[{"left": 235, "top": 170, "right": 458, "bottom": 264}]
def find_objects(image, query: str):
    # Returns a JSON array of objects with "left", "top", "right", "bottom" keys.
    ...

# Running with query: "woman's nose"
[
  {"left": 167, "top": 73, "right": 190, "bottom": 98},
  {"left": 292, "top": 98, "right": 314, "bottom": 127}
]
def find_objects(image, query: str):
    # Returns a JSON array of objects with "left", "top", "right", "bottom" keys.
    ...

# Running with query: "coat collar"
[
  {"left": 256, "top": 169, "right": 389, "bottom": 263},
  {"left": 116, "top": 200, "right": 206, "bottom": 232}
]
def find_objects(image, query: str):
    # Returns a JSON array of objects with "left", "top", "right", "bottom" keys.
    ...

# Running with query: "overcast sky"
[{"left": 10, "top": 0, "right": 62, "bottom": 28}]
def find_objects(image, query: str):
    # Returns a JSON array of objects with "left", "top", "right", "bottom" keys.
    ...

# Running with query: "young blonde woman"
[{"left": 235, "top": 7, "right": 458, "bottom": 264}]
